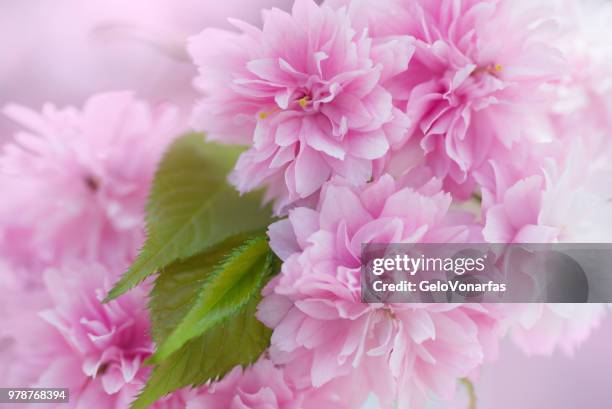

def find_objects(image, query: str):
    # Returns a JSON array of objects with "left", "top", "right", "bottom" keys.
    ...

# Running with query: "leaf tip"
[
  {"left": 103, "top": 290, "right": 119, "bottom": 304},
  {"left": 104, "top": 281, "right": 127, "bottom": 303},
  {"left": 143, "top": 355, "right": 157, "bottom": 367}
]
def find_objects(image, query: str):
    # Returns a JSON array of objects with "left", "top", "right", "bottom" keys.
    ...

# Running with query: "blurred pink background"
[
  {"left": 476, "top": 313, "right": 612, "bottom": 409},
  {"left": 0, "top": 0, "right": 289, "bottom": 139}
]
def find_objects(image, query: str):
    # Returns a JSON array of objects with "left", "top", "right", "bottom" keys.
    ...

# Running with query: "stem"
[{"left": 460, "top": 378, "right": 477, "bottom": 409}]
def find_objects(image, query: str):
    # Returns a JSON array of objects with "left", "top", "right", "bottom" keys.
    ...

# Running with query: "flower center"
[
  {"left": 96, "top": 362, "right": 109, "bottom": 376},
  {"left": 84, "top": 175, "right": 100, "bottom": 192},
  {"left": 298, "top": 96, "right": 310, "bottom": 109},
  {"left": 383, "top": 307, "right": 396, "bottom": 319},
  {"left": 472, "top": 63, "right": 503, "bottom": 76},
  {"left": 257, "top": 92, "right": 313, "bottom": 120}
]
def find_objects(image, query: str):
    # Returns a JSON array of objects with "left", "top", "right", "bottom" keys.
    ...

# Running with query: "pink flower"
[
  {"left": 481, "top": 174, "right": 554, "bottom": 244},
  {"left": 187, "top": 359, "right": 303, "bottom": 409},
  {"left": 188, "top": 0, "right": 413, "bottom": 214},
  {"left": 546, "top": 0, "right": 612, "bottom": 154},
  {"left": 0, "top": 92, "right": 182, "bottom": 276},
  {"left": 187, "top": 357, "right": 356, "bottom": 409},
  {"left": 483, "top": 144, "right": 612, "bottom": 244},
  {"left": 331, "top": 0, "right": 566, "bottom": 198},
  {"left": 0, "top": 260, "right": 51, "bottom": 388},
  {"left": 508, "top": 303, "right": 605, "bottom": 356},
  {"left": 482, "top": 145, "right": 611, "bottom": 355},
  {"left": 259, "top": 174, "right": 500, "bottom": 408},
  {"left": 8, "top": 260, "right": 188, "bottom": 409}
]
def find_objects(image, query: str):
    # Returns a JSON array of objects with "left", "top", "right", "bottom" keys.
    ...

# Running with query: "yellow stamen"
[
  {"left": 258, "top": 97, "right": 310, "bottom": 120},
  {"left": 258, "top": 106, "right": 284, "bottom": 120},
  {"left": 472, "top": 63, "right": 503, "bottom": 77}
]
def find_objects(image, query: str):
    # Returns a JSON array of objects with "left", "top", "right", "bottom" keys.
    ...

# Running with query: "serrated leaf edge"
[{"left": 148, "top": 235, "right": 271, "bottom": 363}]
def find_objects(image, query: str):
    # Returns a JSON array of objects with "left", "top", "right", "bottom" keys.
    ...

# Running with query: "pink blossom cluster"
[
  {"left": 1, "top": 0, "right": 612, "bottom": 408},
  {"left": 258, "top": 174, "right": 502, "bottom": 408},
  {"left": 7, "top": 261, "right": 190, "bottom": 409},
  {"left": 0, "top": 92, "right": 181, "bottom": 278},
  {"left": 0, "top": 93, "right": 190, "bottom": 407},
  {"left": 188, "top": 0, "right": 612, "bottom": 407}
]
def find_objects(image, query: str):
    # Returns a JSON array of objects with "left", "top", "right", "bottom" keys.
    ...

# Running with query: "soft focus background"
[
  {"left": 2, "top": 1, "right": 611, "bottom": 408},
  {"left": 0, "top": 0, "right": 288, "bottom": 138},
  {"left": 476, "top": 317, "right": 612, "bottom": 408}
]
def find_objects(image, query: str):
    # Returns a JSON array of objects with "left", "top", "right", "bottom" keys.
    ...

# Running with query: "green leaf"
[
  {"left": 148, "top": 233, "right": 254, "bottom": 344},
  {"left": 131, "top": 297, "right": 271, "bottom": 409},
  {"left": 105, "top": 133, "right": 272, "bottom": 301},
  {"left": 149, "top": 236, "right": 271, "bottom": 362},
  {"left": 130, "top": 239, "right": 279, "bottom": 409}
]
